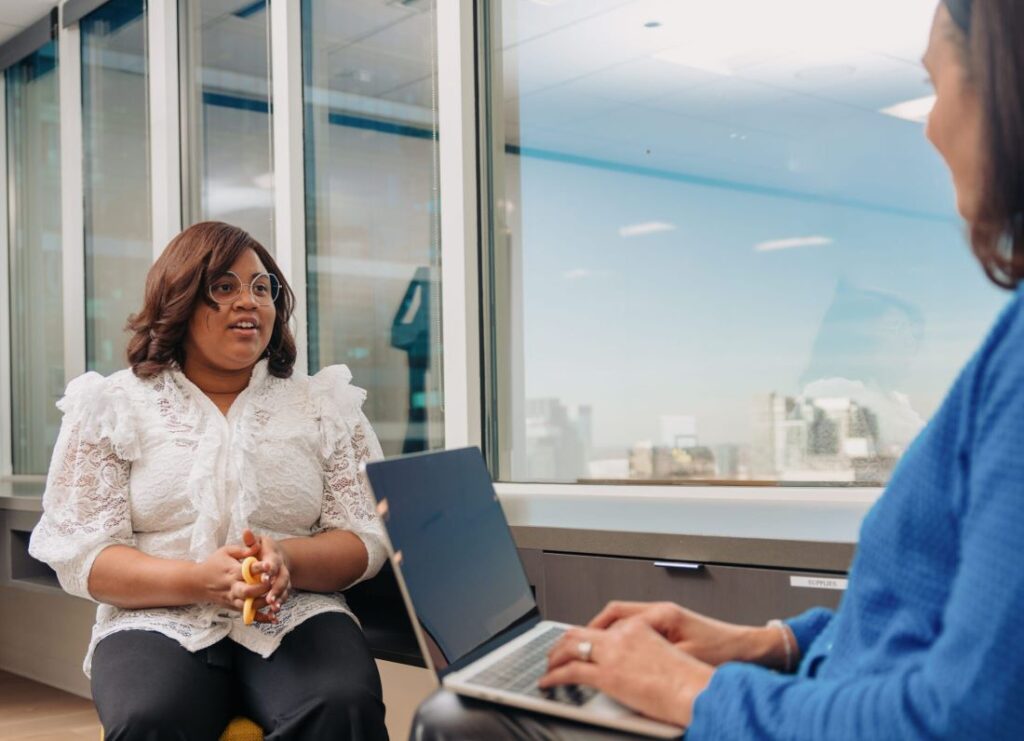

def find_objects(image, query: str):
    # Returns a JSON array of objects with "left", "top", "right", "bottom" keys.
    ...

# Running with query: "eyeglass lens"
[{"left": 209, "top": 272, "right": 280, "bottom": 305}]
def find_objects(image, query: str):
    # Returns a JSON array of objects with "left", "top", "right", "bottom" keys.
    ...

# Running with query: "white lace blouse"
[{"left": 28, "top": 360, "right": 389, "bottom": 677}]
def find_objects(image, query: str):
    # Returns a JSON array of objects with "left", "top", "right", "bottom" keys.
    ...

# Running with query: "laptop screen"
[{"left": 365, "top": 447, "right": 538, "bottom": 673}]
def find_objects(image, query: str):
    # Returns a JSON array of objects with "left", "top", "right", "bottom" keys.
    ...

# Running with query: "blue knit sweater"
[{"left": 687, "top": 284, "right": 1024, "bottom": 740}]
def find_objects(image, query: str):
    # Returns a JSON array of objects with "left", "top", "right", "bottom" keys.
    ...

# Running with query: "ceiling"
[
  {"left": 0, "top": 0, "right": 949, "bottom": 219},
  {"left": 498, "top": 0, "right": 947, "bottom": 219},
  {"left": 189, "top": 0, "right": 434, "bottom": 108},
  {"left": 0, "top": 0, "right": 56, "bottom": 46}
]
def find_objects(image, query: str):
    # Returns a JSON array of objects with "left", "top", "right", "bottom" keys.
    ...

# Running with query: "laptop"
[{"left": 364, "top": 447, "right": 683, "bottom": 738}]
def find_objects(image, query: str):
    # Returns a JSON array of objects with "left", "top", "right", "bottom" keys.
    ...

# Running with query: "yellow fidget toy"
[{"left": 241, "top": 556, "right": 259, "bottom": 625}]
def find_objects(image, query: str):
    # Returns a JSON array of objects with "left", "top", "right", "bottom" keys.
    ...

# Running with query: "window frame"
[
  {"left": 1, "top": 10, "right": 66, "bottom": 482},
  {"left": 0, "top": 67, "right": 11, "bottom": 479},
  {"left": 59, "top": 10, "right": 86, "bottom": 391},
  {"left": 268, "top": 0, "right": 309, "bottom": 376},
  {"left": 149, "top": 0, "right": 181, "bottom": 255},
  {"left": 438, "top": 0, "right": 482, "bottom": 451}
]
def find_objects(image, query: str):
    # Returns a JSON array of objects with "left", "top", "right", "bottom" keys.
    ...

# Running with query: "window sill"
[
  {"left": 0, "top": 477, "right": 44, "bottom": 512},
  {"left": 496, "top": 482, "right": 873, "bottom": 545}
]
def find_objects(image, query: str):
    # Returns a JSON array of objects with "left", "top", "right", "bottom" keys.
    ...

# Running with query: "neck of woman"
[{"left": 182, "top": 358, "right": 253, "bottom": 397}]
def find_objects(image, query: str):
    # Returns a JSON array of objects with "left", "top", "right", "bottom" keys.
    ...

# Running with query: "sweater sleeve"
[
  {"left": 685, "top": 304, "right": 1024, "bottom": 741},
  {"left": 784, "top": 607, "right": 833, "bottom": 658}
]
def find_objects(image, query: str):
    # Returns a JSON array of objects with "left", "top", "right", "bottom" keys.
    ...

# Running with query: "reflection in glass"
[
  {"left": 180, "top": 0, "right": 274, "bottom": 248},
  {"left": 6, "top": 41, "right": 63, "bottom": 474},
  {"left": 81, "top": 0, "right": 152, "bottom": 374},
  {"left": 485, "top": 0, "right": 1004, "bottom": 486},
  {"left": 302, "top": 0, "right": 443, "bottom": 455}
]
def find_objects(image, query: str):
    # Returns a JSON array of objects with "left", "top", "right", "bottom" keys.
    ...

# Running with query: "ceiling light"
[
  {"left": 879, "top": 94, "right": 936, "bottom": 124},
  {"left": 795, "top": 64, "right": 857, "bottom": 82},
  {"left": 654, "top": 47, "right": 735, "bottom": 77},
  {"left": 755, "top": 236, "right": 832, "bottom": 252},
  {"left": 619, "top": 222, "right": 677, "bottom": 238}
]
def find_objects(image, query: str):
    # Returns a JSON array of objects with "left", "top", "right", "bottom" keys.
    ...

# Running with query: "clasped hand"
[{"left": 196, "top": 528, "right": 293, "bottom": 624}]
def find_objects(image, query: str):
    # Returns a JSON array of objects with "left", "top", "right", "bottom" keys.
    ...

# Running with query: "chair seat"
[{"left": 220, "top": 716, "right": 264, "bottom": 741}]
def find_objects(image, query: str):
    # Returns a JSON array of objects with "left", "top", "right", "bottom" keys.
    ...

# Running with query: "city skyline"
[{"left": 522, "top": 387, "right": 915, "bottom": 485}]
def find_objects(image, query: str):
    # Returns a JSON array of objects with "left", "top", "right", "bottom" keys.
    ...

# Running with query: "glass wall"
[
  {"left": 485, "top": 0, "right": 1005, "bottom": 485},
  {"left": 5, "top": 41, "right": 63, "bottom": 475},
  {"left": 180, "top": 0, "right": 274, "bottom": 248},
  {"left": 81, "top": 0, "right": 152, "bottom": 375},
  {"left": 302, "top": 0, "right": 443, "bottom": 456}
]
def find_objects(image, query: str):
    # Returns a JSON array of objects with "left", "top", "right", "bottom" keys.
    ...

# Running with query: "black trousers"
[
  {"left": 411, "top": 691, "right": 647, "bottom": 741},
  {"left": 91, "top": 612, "right": 387, "bottom": 741}
]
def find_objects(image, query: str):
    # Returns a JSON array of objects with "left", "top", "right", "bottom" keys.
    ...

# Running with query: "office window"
[
  {"left": 5, "top": 41, "right": 62, "bottom": 475},
  {"left": 484, "top": 1, "right": 1004, "bottom": 485},
  {"left": 180, "top": 0, "right": 274, "bottom": 248},
  {"left": 81, "top": 0, "right": 152, "bottom": 375},
  {"left": 302, "top": 0, "right": 443, "bottom": 455}
]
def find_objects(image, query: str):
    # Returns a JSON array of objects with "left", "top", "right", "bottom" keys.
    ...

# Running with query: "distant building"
[
  {"left": 713, "top": 444, "right": 741, "bottom": 478},
  {"left": 629, "top": 440, "right": 716, "bottom": 480},
  {"left": 751, "top": 392, "right": 897, "bottom": 483},
  {"left": 524, "top": 398, "right": 586, "bottom": 481}
]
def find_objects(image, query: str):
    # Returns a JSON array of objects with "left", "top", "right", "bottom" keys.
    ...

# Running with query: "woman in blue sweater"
[
  {"left": 538, "top": 0, "right": 1024, "bottom": 736},
  {"left": 415, "top": 0, "right": 1024, "bottom": 738}
]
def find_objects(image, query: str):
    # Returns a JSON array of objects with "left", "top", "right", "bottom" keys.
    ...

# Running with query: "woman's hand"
[
  {"left": 242, "top": 529, "right": 293, "bottom": 613},
  {"left": 195, "top": 541, "right": 277, "bottom": 623},
  {"left": 540, "top": 618, "right": 714, "bottom": 728},
  {"left": 588, "top": 600, "right": 789, "bottom": 669}
]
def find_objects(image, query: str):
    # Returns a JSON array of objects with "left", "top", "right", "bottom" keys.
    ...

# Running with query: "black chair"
[{"left": 344, "top": 560, "right": 425, "bottom": 667}]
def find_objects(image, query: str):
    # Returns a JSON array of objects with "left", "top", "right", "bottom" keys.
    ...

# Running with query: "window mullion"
[
  {"left": 58, "top": 21, "right": 85, "bottom": 385},
  {"left": 438, "top": 0, "right": 482, "bottom": 449},
  {"left": 269, "top": 0, "right": 307, "bottom": 376},
  {"left": 0, "top": 70, "right": 12, "bottom": 478},
  {"left": 148, "top": 0, "right": 182, "bottom": 258}
]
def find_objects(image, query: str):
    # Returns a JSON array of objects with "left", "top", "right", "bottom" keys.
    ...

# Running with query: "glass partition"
[
  {"left": 5, "top": 40, "right": 63, "bottom": 474},
  {"left": 302, "top": 0, "right": 444, "bottom": 455},
  {"left": 81, "top": 0, "right": 152, "bottom": 375}
]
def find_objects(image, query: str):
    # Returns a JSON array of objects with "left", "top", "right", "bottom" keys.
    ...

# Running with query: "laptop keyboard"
[{"left": 463, "top": 626, "right": 599, "bottom": 706}]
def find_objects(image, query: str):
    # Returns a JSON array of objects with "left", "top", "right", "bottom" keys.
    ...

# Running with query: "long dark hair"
[
  {"left": 952, "top": 0, "right": 1024, "bottom": 288},
  {"left": 126, "top": 221, "right": 297, "bottom": 378}
]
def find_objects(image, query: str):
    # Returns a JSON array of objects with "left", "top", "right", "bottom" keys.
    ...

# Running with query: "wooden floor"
[{"left": 0, "top": 670, "right": 101, "bottom": 740}]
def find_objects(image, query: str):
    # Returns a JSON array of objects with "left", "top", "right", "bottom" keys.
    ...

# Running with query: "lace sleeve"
[
  {"left": 318, "top": 410, "right": 389, "bottom": 586},
  {"left": 28, "top": 375, "right": 137, "bottom": 602}
]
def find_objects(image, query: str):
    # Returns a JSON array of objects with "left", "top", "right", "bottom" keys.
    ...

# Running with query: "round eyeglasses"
[{"left": 207, "top": 271, "right": 281, "bottom": 306}]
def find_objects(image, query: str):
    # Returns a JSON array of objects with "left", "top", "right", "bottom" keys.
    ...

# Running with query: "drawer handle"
[{"left": 654, "top": 561, "right": 703, "bottom": 571}]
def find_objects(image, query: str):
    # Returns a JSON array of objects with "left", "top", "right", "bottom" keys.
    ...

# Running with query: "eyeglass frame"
[{"left": 207, "top": 271, "right": 281, "bottom": 306}]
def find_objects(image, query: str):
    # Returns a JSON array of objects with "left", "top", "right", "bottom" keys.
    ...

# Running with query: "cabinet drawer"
[{"left": 541, "top": 552, "right": 844, "bottom": 626}]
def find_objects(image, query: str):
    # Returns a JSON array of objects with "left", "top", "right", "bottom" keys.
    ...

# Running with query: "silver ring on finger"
[{"left": 577, "top": 640, "right": 593, "bottom": 663}]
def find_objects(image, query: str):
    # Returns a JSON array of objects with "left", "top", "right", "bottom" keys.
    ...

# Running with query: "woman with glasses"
[{"left": 29, "top": 221, "right": 388, "bottom": 740}]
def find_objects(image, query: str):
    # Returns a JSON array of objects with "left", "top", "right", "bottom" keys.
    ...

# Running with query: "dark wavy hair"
[
  {"left": 126, "top": 221, "right": 296, "bottom": 379},
  {"left": 945, "top": 0, "right": 1024, "bottom": 288}
]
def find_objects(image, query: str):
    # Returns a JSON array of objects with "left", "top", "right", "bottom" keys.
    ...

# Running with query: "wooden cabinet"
[{"left": 528, "top": 551, "right": 845, "bottom": 626}]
